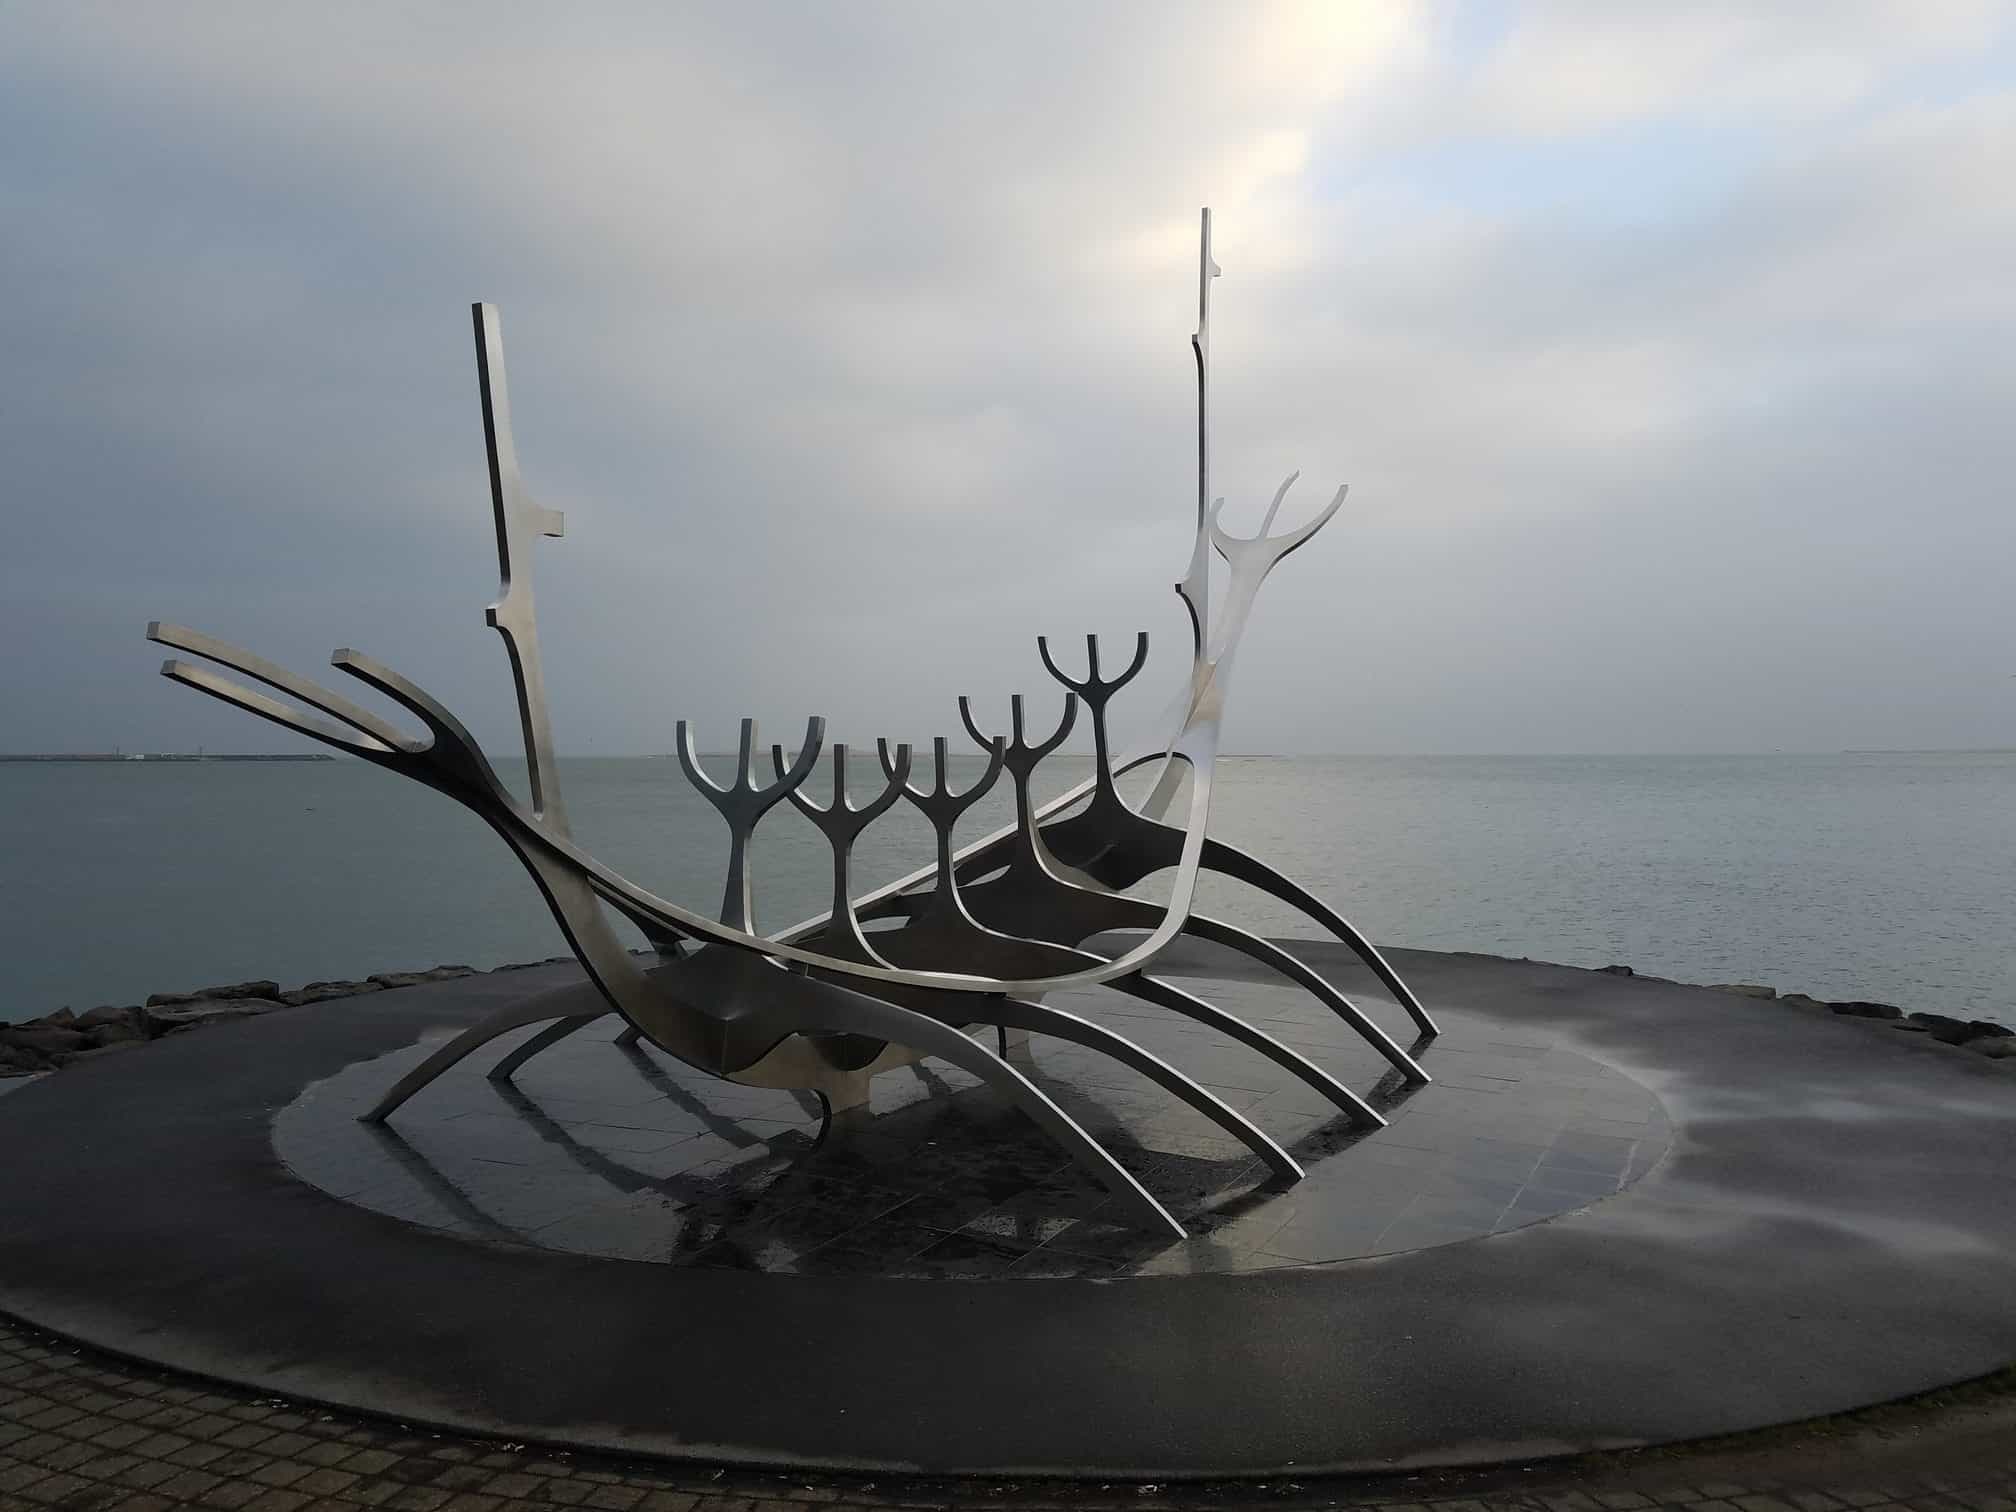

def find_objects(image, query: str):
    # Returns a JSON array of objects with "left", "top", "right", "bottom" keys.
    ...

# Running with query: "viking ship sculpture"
[{"left": 148, "top": 211, "right": 1437, "bottom": 1238}]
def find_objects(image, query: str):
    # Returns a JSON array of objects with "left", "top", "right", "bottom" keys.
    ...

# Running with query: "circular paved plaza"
[{"left": 1, "top": 944, "right": 2012, "bottom": 1480}]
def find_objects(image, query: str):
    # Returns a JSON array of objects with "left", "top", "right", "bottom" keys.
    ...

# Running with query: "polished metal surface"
[
  {"left": 678, "top": 717, "right": 827, "bottom": 933},
  {"left": 946, "top": 693, "right": 1415, "bottom": 1106},
  {"left": 149, "top": 211, "right": 1434, "bottom": 1235}
]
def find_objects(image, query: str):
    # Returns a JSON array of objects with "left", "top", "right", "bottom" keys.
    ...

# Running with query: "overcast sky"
[{"left": 5, "top": 2, "right": 2013, "bottom": 757}]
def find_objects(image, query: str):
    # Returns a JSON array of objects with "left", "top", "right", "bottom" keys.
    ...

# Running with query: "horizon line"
[{"left": 14, "top": 746, "right": 2016, "bottom": 762}]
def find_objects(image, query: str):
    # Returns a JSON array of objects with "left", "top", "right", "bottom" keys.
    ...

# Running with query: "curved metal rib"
[
  {"left": 361, "top": 979, "right": 610, "bottom": 1124},
  {"left": 488, "top": 1014, "right": 600, "bottom": 1082},
  {"left": 953, "top": 691, "right": 1405, "bottom": 1110},
  {"left": 1197, "top": 838, "right": 1438, "bottom": 1038},
  {"left": 1105, "top": 971, "right": 1381, "bottom": 1128},
  {"left": 1180, "top": 914, "right": 1426, "bottom": 1081},
  {"left": 977, "top": 999, "right": 1302, "bottom": 1179},
  {"left": 1020, "top": 781, "right": 1441, "bottom": 1040},
  {"left": 961, "top": 864, "right": 1425, "bottom": 1090},
  {"left": 668, "top": 947, "right": 1186, "bottom": 1238},
  {"left": 858, "top": 936, "right": 1310, "bottom": 1176},
  {"left": 840, "top": 730, "right": 1303, "bottom": 1177},
  {"left": 852, "top": 889, "right": 1389, "bottom": 1127},
  {"left": 779, "top": 735, "right": 1298, "bottom": 1193}
]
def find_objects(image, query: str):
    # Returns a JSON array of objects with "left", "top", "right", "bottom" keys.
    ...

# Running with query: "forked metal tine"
[
  {"left": 880, "top": 734, "right": 1005, "bottom": 819},
  {"left": 877, "top": 743, "right": 915, "bottom": 810},
  {"left": 1209, "top": 473, "right": 1348, "bottom": 569},
  {"left": 1111, "top": 633, "right": 1151, "bottom": 689},
  {"left": 761, "top": 716, "right": 827, "bottom": 802},
  {"left": 959, "top": 693, "right": 1077, "bottom": 776},
  {"left": 956, "top": 696, "right": 991, "bottom": 753},
  {"left": 772, "top": 741, "right": 911, "bottom": 835},
  {"left": 1035, "top": 632, "right": 1150, "bottom": 707},
  {"left": 675, "top": 720, "right": 725, "bottom": 797},
  {"left": 773, "top": 741, "right": 838, "bottom": 819},
  {"left": 853, "top": 742, "right": 916, "bottom": 824},
  {"left": 925, "top": 735, "right": 951, "bottom": 798},
  {"left": 770, "top": 741, "right": 834, "bottom": 822},
  {"left": 953, "top": 734, "right": 1003, "bottom": 806},
  {"left": 326, "top": 650, "right": 514, "bottom": 793},
  {"left": 681, "top": 716, "right": 827, "bottom": 817},
  {"left": 326, "top": 650, "right": 448, "bottom": 734},
  {"left": 1020, "top": 692, "right": 1078, "bottom": 759},
  {"left": 1035, "top": 637, "right": 1077, "bottom": 695},
  {"left": 1262, "top": 471, "right": 1293, "bottom": 534},
  {"left": 147, "top": 622, "right": 413, "bottom": 752},
  {"left": 154, "top": 625, "right": 536, "bottom": 803},
  {"left": 158, "top": 660, "right": 396, "bottom": 758},
  {"left": 678, "top": 715, "right": 825, "bottom": 934}
]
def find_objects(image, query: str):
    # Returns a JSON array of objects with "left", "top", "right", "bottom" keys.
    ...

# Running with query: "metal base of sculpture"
[{"left": 148, "top": 210, "right": 1437, "bottom": 1238}]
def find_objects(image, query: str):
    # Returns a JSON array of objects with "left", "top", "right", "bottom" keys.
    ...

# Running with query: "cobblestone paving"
[{"left": 3, "top": 1315, "right": 2013, "bottom": 1512}]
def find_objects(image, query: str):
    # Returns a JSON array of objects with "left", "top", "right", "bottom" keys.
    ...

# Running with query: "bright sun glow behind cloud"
[{"left": 2, "top": 2, "right": 2012, "bottom": 755}]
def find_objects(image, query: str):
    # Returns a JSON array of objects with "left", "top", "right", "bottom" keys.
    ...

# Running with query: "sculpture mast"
[
  {"left": 1140, "top": 210, "right": 1219, "bottom": 821},
  {"left": 473, "top": 304, "right": 571, "bottom": 833},
  {"left": 1181, "top": 207, "right": 1219, "bottom": 656}
]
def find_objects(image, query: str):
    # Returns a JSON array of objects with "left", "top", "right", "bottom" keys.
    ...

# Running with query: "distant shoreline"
[{"left": 0, "top": 753, "right": 337, "bottom": 763}]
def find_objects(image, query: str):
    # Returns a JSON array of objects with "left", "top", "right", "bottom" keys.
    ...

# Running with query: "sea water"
[{"left": 2, "top": 752, "right": 2010, "bottom": 1026}]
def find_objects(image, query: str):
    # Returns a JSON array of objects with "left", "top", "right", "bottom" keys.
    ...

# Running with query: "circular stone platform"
[
  {"left": 1, "top": 943, "right": 2012, "bottom": 1479},
  {"left": 274, "top": 980, "right": 1670, "bottom": 1277}
]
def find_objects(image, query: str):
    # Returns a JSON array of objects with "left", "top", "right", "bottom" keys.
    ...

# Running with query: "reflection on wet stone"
[{"left": 273, "top": 977, "right": 1671, "bottom": 1278}]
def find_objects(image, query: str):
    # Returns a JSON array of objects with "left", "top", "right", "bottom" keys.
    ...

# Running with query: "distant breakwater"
[{"left": 0, "top": 753, "right": 336, "bottom": 763}]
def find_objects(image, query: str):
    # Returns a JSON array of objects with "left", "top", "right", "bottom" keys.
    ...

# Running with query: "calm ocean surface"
[{"left": 3, "top": 752, "right": 2011, "bottom": 1027}]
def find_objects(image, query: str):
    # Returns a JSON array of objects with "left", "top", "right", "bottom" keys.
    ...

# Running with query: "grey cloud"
[{"left": 4, "top": 3, "right": 2012, "bottom": 759}]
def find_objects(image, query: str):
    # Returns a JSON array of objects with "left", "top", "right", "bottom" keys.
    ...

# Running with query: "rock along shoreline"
[
  {"left": 4, "top": 952, "right": 2011, "bottom": 1079},
  {"left": 1587, "top": 961, "right": 2015, "bottom": 1064},
  {"left": 0, "top": 958, "right": 573, "bottom": 1076}
]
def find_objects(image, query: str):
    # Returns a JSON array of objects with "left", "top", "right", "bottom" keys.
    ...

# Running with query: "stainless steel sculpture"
[{"left": 148, "top": 210, "right": 1437, "bottom": 1238}]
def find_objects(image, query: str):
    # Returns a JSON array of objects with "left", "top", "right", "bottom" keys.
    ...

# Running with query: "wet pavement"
[
  {"left": 1, "top": 945, "right": 2011, "bottom": 1478},
  {"left": 275, "top": 980, "right": 1669, "bottom": 1277}
]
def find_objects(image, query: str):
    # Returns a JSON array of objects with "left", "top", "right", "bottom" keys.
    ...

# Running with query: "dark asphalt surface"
[{"left": 1, "top": 947, "right": 2011, "bottom": 1478}]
